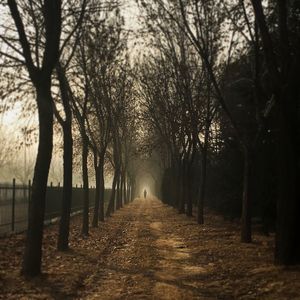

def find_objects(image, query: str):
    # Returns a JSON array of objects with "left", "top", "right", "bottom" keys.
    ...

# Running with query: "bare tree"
[
  {"left": 2, "top": 0, "right": 62, "bottom": 276},
  {"left": 53, "top": 0, "right": 88, "bottom": 250}
]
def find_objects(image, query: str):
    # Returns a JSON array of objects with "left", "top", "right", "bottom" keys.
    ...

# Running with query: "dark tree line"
[{"left": 138, "top": 0, "right": 300, "bottom": 265}]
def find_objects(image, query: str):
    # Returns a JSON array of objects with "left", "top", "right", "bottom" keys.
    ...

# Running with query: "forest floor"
[{"left": 0, "top": 197, "right": 300, "bottom": 300}]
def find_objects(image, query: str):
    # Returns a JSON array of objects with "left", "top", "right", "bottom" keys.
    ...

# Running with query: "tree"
[
  {"left": 250, "top": 0, "right": 300, "bottom": 265},
  {"left": 3, "top": 0, "right": 62, "bottom": 276},
  {"left": 69, "top": 1, "right": 122, "bottom": 232},
  {"left": 83, "top": 10, "right": 123, "bottom": 225},
  {"left": 53, "top": 0, "right": 88, "bottom": 250},
  {"left": 106, "top": 60, "right": 134, "bottom": 216},
  {"left": 147, "top": 0, "right": 259, "bottom": 242},
  {"left": 138, "top": 1, "right": 219, "bottom": 222}
]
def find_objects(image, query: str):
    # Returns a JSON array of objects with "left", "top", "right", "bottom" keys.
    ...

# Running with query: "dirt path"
[
  {"left": 76, "top": 197, "right": 300, "bottom": 300},
  {"left": 78, "top": 197, "right": 210, "bottom": 300},
  {"left": 1, "top": 197, "right": 300, "bottom": 299}
]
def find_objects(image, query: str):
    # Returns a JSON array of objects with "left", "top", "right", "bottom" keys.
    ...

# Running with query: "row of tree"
[
  {"left": 137, "top": 0, "right": 299, "bottom": 266},
  {"left": 0, "top": 0, "right": 299, "bottom": 277},
  {"left": 0, "top": 0, "right": 139, "bottom": 277}
]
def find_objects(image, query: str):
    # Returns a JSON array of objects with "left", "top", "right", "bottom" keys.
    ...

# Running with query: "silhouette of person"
[{"left": 144, "top": 189, "right": 147, "bottom": 199}]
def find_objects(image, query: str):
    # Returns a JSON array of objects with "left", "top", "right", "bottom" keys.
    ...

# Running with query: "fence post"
[{"left": 11, "top": 178, "right": 16, "bottom": 232}]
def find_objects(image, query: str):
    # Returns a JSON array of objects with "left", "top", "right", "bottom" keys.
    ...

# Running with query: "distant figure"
[{"left": 144, "top": 189, "right": 147, "bottom": 199}]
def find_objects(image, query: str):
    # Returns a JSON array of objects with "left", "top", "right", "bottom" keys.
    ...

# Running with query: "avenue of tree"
[{"left": 0, "top": 0, "right": 299, "bottom": 277}]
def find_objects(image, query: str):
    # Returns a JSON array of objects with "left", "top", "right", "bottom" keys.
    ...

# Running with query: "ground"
[{"left": 0, "top": 197, "right": 300, "bottom": 299}]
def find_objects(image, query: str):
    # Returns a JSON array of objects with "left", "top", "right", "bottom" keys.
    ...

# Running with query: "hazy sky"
[{"left": 0, "top": 0, "right": 142, "bottom": 185}]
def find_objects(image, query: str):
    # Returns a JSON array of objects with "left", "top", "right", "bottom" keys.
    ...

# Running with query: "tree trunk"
[
  {"left": 92, "top": 152, "right": 100, "bottom": 227},
  {"left": 175, "top": 164, "right": 180, "bottom": 209},
  {"left": 81, "top": 132, "right": 89, "bottom": 236},
  {"left": 124, "top": 175, "right": 127, "bottom": 204},
  {"left": 56, "top": 65, "right": 73, "bottom": 252},
  {"left": 57, "top": 119, "right": 73, "bottom": 250},
  {"left": 106, "top": 168, "right": 118, "bottom": 217},
  {"left": 275, "top": 89, "right": 300, "bottom": 264},
  {"left": 116, "top": 175, "right": 121, "bottom": 210},
  {"left": 124, "top": 177, "right": 128, "bottom": 205},
  {"left": 98, "top": 154, "right": 105, "bottom": 222},
  {"left": 198, "top": 147, "right": 207, "bottom": 224},
  {"left": 126, "top": 178, "right": 130, "bottom": 204},
  {"left": 178, "top": 162, "right": 185, "bottom": 214},
  {"left": 119, "top": 172, "right": 124, "bottom": 208},
  {"left": 241, "top": 146, "right": 252, "bottom": 243},
  {"left": 171, "top": 170, "right": 177, "bottom": 207},
  {"left": 126, "top": 181, "right": 130, "bottom": 204},
  {"left": 130, "top": 181, "right": 133, "bottom": 201},
  {"left": 121, "top": 172, "right": 125, "bottom": 207},
  {"left": 186, "top": 162, "right": 193, "bottom": 217},
  {"left": 21, "top": 84, "right": 53, "bottom": 277}
]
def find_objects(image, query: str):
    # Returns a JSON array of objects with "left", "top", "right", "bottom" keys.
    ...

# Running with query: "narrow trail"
[
  {"left": 1, "top": 197, "right": 300, "bottom": 299},
  {"left": 79, "top": 197, "right": 207, "bottom": 299}
]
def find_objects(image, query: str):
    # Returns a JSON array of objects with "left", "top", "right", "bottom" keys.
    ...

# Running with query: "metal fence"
[{"left": 0, "top": 179, "right": 111, "bottom": 236}]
